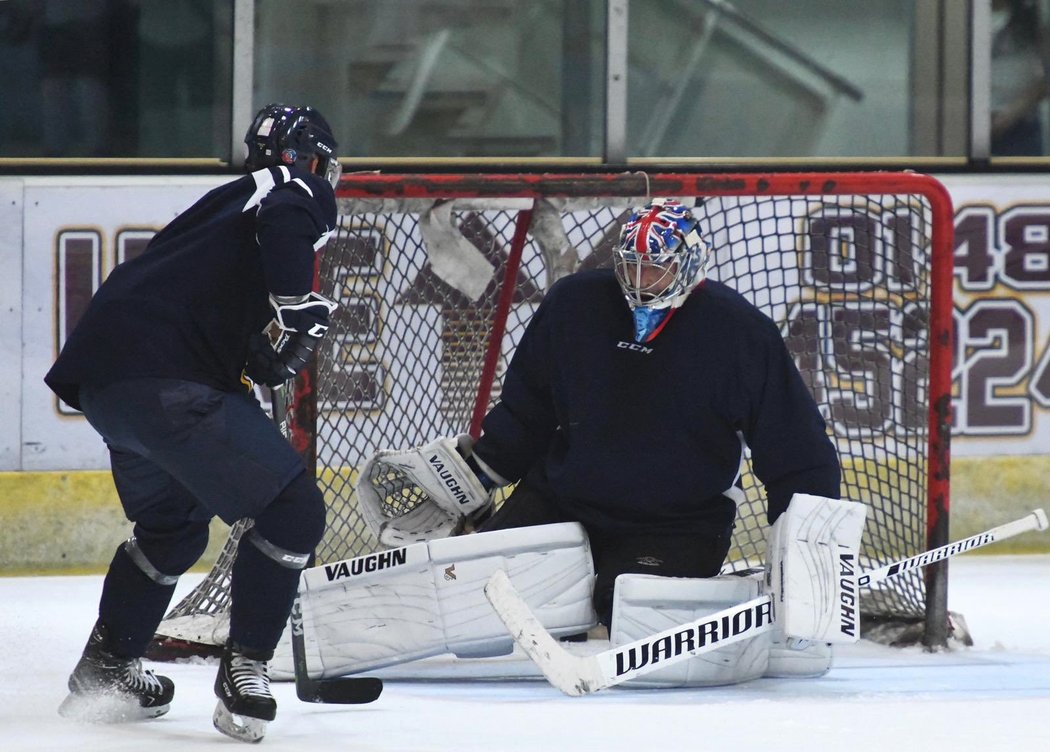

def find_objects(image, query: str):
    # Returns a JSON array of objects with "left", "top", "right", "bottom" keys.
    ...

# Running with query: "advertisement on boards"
[
  {"left": 9, "top": 173, "right": 1050, "bottom": 473},
  {"left": 941, "top": 175, "right": 1050, "bottom": 457},
  {"left": 18, "top": 177, "right": 228, "bottom": 471}
]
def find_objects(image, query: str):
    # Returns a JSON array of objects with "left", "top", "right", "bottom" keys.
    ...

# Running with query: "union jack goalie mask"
[{"left": 613, "top": 199, "right": 711, "bottom": 311}]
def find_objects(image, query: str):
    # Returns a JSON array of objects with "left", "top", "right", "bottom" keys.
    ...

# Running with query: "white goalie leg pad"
[
  {"left": 609, "top": 573, "right": 771, "bottom": 688},
  {"left": 428, "top": 525, "right": 596, "bottom": 659},
  {"left": 767, "top": 493, "right": 867, "bottom": 644},
  {"left": 272, "top": 522, "right": 596, "bottom": 679},
  {"left": 284, "top": 541, "right": 439, "bottom": 679}
]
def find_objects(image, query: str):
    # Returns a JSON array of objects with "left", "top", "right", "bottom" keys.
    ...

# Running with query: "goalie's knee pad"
[
  {"left": 275, "top": 522, "right": 596, "bottom": 678},
  {"left": 253, "top": 471, "right": 326, "bottom": 555},
  {"left": 610, "top": 573, "right": 771, "bottom": 688}
]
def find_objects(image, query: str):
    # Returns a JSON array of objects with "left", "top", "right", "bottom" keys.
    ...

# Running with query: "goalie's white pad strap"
[
  {"left": 767, "top": 493, "right": 867, "bottom": 643},
  {"left": 357, "top": 435, "right": 493, "bottom": 547},
  {"left": 609, "top": 573, "right": 771, "bottom": 688},
  {"left": 279, "top": 522, "right": 596, "bottom": 678}
]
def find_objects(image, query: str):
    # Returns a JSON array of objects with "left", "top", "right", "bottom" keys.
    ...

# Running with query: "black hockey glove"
[
  {"left": 244, "top": 293, "right": 338, "bottom": 387},
  {"left": 244, "top": 332, "right": 296, "bottom": 387},
  {"left": 269, "top": 292, "right": 338, "bottom": 338}
]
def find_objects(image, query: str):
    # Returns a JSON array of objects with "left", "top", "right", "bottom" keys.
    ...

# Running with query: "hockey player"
[
  {"left": 329, "top": 199, "right": 861, "bottom": 686},
  {"left": 45, "top": 103, "right": 342, "bottom": 742},
  {"left": 463, "top": 199, "right": 844, "bottom": 626}
]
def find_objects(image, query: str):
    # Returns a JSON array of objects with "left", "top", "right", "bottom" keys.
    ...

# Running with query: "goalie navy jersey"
[
  {"left": 473, "top": 269, "right": 841, "bottom": 536},
  {"left": 46, "top": 166, "right": 337, "bottom": 410}
]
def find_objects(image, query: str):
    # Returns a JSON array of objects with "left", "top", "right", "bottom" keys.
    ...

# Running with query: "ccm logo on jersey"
[
  {"left": 616, "top": 341, "right": 653, "bottom": 354},
  {"left": 324, "top": 548, "right": 408, "bottom": 581}
]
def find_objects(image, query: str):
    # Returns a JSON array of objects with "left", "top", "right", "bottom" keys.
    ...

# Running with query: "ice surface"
[{"left": 1, "top": 555, "right": 1048, "bottom": 751}]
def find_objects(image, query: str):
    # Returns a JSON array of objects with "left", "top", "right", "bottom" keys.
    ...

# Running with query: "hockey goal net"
[{"left": 151, "top": 171, "right": 954, "bottom": 655}]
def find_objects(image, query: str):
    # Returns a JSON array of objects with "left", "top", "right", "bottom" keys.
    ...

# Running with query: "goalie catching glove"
[
  {"left": 766, "top": 493, "right": 867, "bottom": 644},
  {"left": 244, "top": 292, "right": 338, "bottom": 387},
  {"left": 357, "top": 435, "right": 501, "bottom": 547}
]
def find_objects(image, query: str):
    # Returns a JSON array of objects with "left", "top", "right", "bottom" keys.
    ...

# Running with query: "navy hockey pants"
[{"left": 79, "top": 378, "right": 324, "bottom": 656}]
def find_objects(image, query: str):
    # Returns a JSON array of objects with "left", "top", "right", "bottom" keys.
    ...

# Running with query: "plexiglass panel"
[{"left": 0, "top": 0, "right": 232, "bottom": 158}]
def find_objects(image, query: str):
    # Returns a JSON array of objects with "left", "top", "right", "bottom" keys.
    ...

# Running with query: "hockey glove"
[
  {"left": 269, "top": 292, "right": 338, "bottom": 338},
  {"left": 244, "top": 292, "right": 339, "bottom": 387},
  {"left": 244, "top": 331, "right": 296, "bottom": 387}
]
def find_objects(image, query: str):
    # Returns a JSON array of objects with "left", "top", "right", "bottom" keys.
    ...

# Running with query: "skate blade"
[
  {"left": 59, "top": 691, "right": 169, "bottom": 723},
  {"left": 213, "top": 700, "right": 268, "bottom": 743}
]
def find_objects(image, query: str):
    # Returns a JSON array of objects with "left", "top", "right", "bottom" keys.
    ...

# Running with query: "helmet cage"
[{"left": 613, "top": 200, "right": 711, "bottom": 310}]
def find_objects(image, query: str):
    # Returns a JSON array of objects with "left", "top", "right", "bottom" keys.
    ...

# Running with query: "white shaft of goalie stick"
[
  {"left": 484, "top": 569, "right": 774, "bottom": 696},
  {"left": 857, "top": 508, "right": 1048, "bottom": 587},
  {"left": 485, "top": 507, "right": 1048, "bottom": 696}
]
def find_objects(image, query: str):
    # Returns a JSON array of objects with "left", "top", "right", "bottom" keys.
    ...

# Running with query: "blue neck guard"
[{"left": 632, "top": 306, "right": 671, "bottom": 343}]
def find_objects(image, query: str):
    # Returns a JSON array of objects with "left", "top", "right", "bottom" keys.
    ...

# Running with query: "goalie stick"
[
  {"left": 485, "top": 508, "right": 1049, "bottom": 696},
  {"left": 272, "top": 384, "right": 384, "bottom": 705}
]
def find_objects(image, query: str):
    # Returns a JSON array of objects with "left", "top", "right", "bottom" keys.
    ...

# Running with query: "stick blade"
[
  {"left": 1033, "top": 508, "right": 1048, "bottom": 531},
  {"left": 484, "top": 569, "right": 602, "bottom": 696},
  {"left": 296, "top": 676, "right": 384, "bottom": 705}
]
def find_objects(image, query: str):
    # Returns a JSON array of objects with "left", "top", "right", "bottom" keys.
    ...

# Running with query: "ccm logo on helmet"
[{"left": 617, "top": 341, "right": 653, "bottom": 354}]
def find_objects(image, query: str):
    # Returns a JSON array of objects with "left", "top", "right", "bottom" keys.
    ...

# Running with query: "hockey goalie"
[{"left": 283, "top": 199, "right": 867, "bottom": 688}]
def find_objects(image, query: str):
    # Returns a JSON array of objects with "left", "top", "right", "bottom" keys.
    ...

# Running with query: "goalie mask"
[
  {"left": 614, "top": 200, "right": 710, "bottom": 312},
  {"left": 244, "top": 103, "right": 342, "bottom": 188}
]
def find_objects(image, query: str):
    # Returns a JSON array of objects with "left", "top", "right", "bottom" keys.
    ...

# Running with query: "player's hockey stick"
[
  {"left": 288, "top": 593, "right": 383, "bottom": 703},
  {"left": 271, "top": 383, "right": 384, "bottom": 705},
  {"left": 485, "top": 508, "right": 1049, "bottom": 696}
]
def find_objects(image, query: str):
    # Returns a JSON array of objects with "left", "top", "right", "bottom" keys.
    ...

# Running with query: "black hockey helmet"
[{"left": 244, "top": 103, "right": 341, "bottom": 187}]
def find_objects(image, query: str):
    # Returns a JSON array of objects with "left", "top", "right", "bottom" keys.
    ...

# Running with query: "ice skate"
[
  {"left": 213, "top": 641, "right": 276, "bottom": 743},
  {"left": 58, "top": 621, "right": 174, "bottom": 722}
]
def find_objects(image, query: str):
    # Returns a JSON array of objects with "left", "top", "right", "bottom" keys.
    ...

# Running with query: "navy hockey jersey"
[
  {"left": 473, "top": 269, "right": 841, "bottom": 536},
  {"left": 45, "top": 166, "right": 337, "bottom": 410}
]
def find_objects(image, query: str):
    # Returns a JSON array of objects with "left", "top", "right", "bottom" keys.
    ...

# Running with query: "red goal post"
[{"left": 152, "top": 171, "right": 955, "bottom": 654}]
